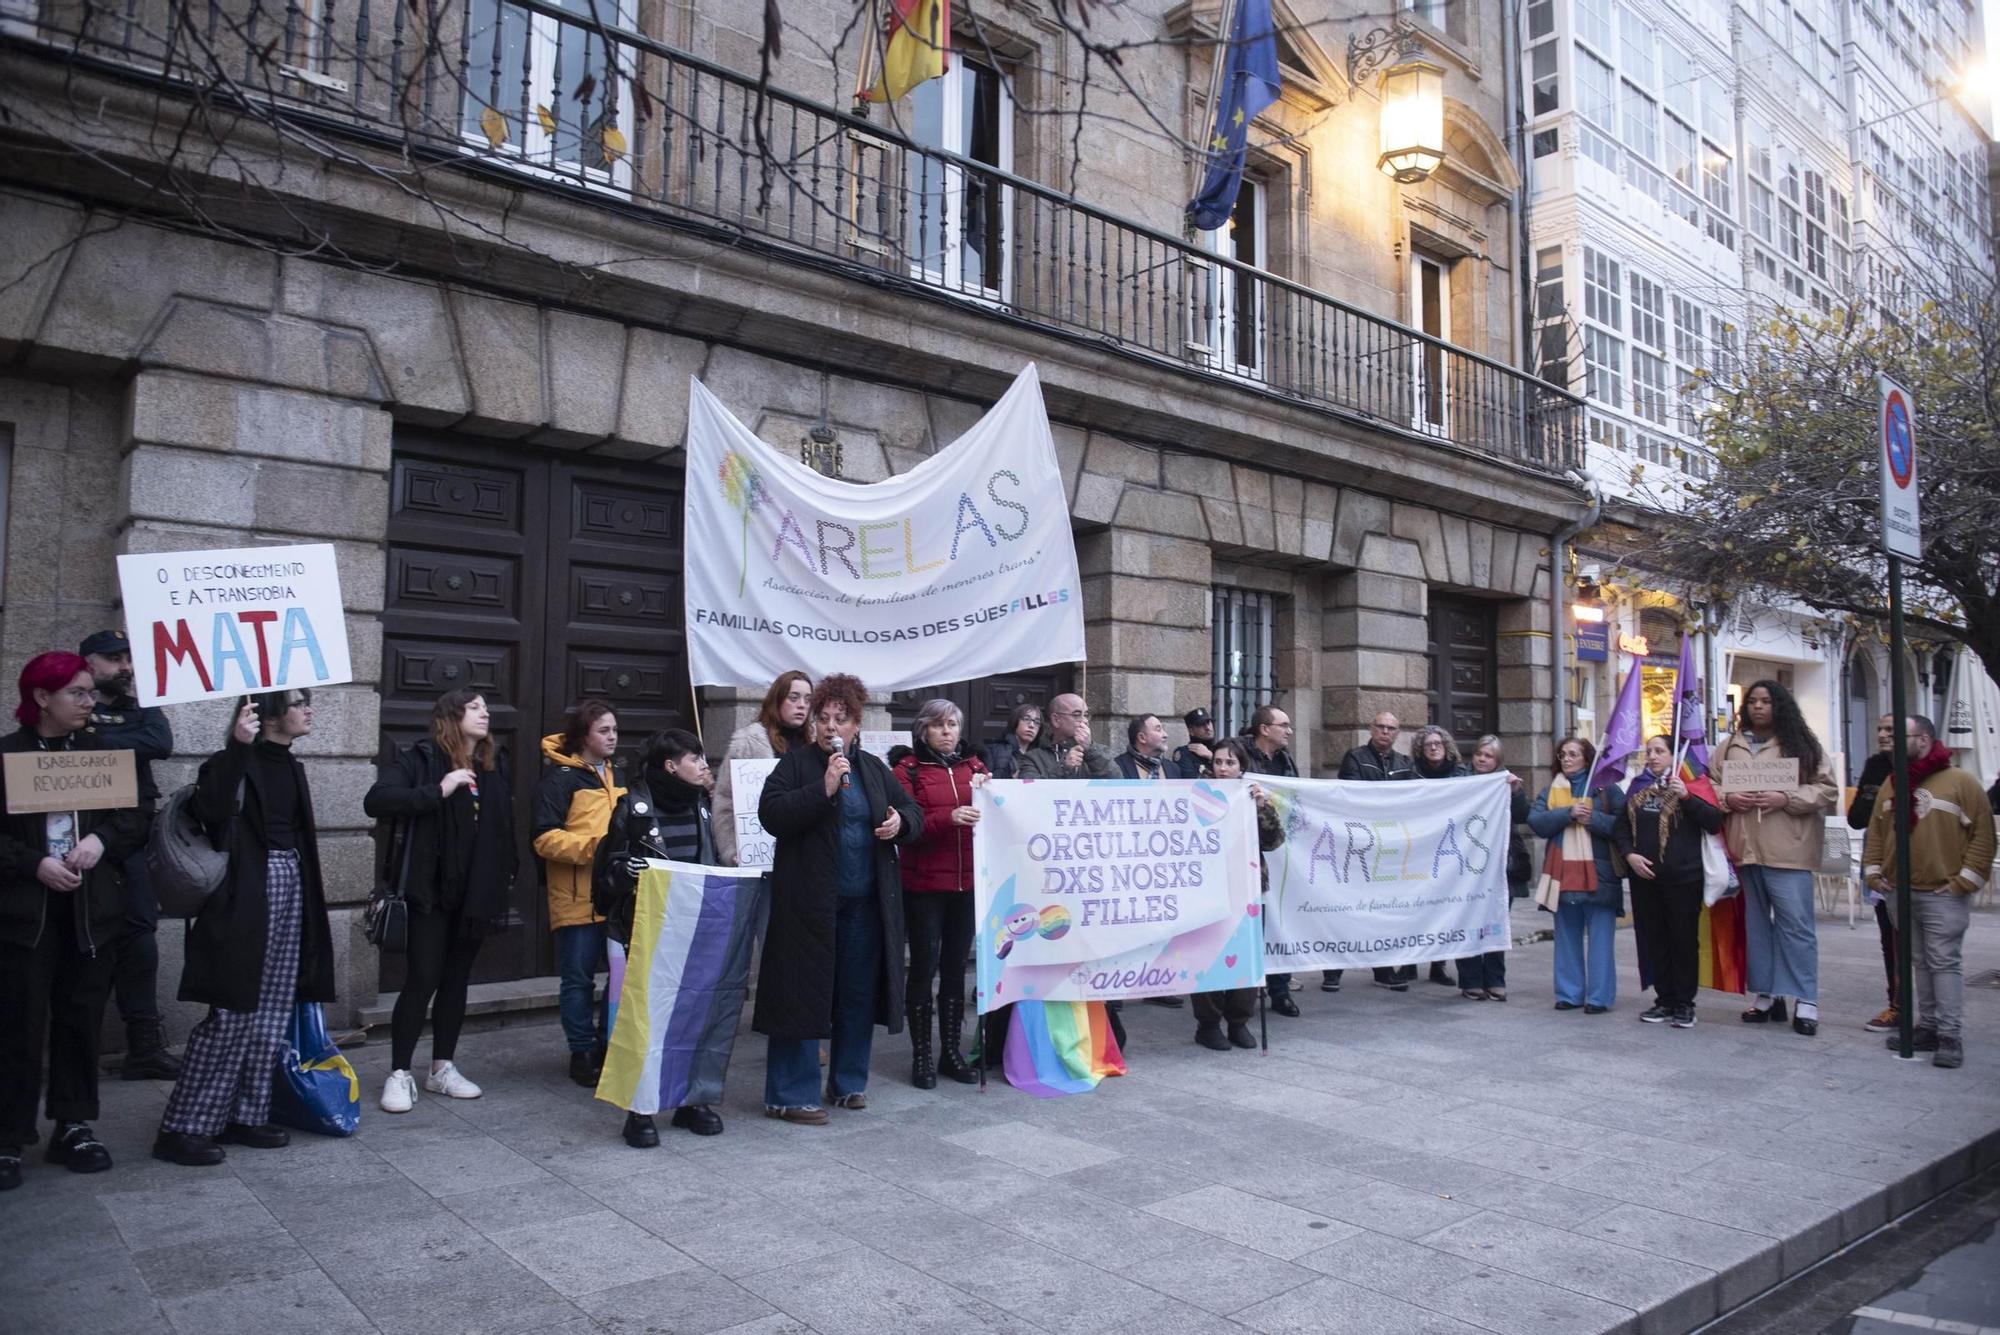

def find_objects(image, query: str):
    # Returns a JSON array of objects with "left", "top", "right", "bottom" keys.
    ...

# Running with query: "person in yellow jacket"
[
  {"left": 1713, "top": 680, "right": 1839, "bottom": 1036},
  {"left": 1862, "top": 715, "right": 1996, "bottom": 1070},
  {"left": 532, "top": 699, "right": 625, "bottom": 1087}
]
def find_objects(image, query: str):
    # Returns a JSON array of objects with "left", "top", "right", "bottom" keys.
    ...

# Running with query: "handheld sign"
[
  {"left": 1877, "top": 375, "right": 1920, "bottom": 559},
  {"left": 116, "top": 544, "right": 353, "bottom": 707},
  {"left": 4, "top": 749, "right": 138, "bottom": 814},
  {"left": 729, "top": 758, "right": 780, "bottom": 869},
  {"left": 1716, "top": 756, "right": 1801, "bottom": 794},
  {"left": 859, "top": 730, "right": 912, "bottom": 761}
]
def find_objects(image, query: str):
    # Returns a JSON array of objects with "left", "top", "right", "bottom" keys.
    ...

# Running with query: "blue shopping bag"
[{"left": 270, "top": 1001, "right": 361, "bottom": 1137}]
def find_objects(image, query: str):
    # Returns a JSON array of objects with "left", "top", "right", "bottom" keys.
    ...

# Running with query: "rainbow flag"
[
  {"left": 1002, "top": 1000, "right": 1125, "bottom": 1097},
  {"left": 596, "top": 862, "right": 766, "bottom": 1115},
  {"left": 1698, "top": 893, "right": 1747, "bottom": 993}
]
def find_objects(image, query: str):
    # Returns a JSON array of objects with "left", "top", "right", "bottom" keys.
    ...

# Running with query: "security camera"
[{"left": 1577, "top": 563, "right": 1602, "bottom": 585}]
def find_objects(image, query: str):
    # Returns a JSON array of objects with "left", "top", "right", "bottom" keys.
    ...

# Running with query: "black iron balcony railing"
[{"left": 7, "top": 0, "right": 1584, "bottom": 472}]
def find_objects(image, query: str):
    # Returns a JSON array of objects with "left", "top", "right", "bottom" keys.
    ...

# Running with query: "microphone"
[{"left": 838, "top": 736, "right": 852, "bottom": 789}]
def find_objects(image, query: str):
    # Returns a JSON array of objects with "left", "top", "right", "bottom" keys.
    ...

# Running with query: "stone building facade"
[{"left": 0, "top": 0, "right": 1588, "bottom": 1026}]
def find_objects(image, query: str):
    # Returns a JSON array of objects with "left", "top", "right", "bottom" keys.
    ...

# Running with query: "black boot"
[
  {"left": 121, "top": 1020, "right": 182, "bottom": 1081},
  {"left": 909, "top": 1001, "right": 937, "bottom": 1090},
  {"left": 937, "top": 992, "right": 979, "bottom": 1085}
]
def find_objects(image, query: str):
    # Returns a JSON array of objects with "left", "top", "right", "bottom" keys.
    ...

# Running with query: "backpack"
[{"left": 148, "top": 780, "right": 241, "bottom": 918}]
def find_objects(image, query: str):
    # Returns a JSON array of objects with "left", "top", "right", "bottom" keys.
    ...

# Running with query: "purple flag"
[
  {"left": 1674, "top": 631, "right": 1709, "bottom": 775},
  {"left": 1590, "top": 656, "right": 1644, "bottom": 789}
]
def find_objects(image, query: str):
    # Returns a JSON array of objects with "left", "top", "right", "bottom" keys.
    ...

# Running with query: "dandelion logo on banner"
[{"left": 717, "top": 452, "right": 769, "bottom": 597}]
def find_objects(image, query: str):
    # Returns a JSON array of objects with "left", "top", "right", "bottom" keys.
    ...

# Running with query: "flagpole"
[{"left": 1198, "top": 0, "right": 1241, "bottom": 170}]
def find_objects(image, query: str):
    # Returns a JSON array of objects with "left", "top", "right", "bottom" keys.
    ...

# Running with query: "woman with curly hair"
[
  {"left": 753, "top": 674, "right": 922, "bottom": 1123},
  {"left": 1713, "top": 680, "right": 1839, "bottom": 1035}
]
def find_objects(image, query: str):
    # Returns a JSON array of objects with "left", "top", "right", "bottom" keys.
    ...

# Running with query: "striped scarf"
[{"left": 1535, "top": 773, "right": 1599, "bottom": 908}]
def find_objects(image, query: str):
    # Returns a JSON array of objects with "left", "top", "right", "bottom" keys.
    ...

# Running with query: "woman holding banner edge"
[
  {"left": 1528, "top": 738, "right": 1626, "bottom": 1014},
  {"left": 754, "top": 674, "right": 921, "bottom": 1123},
  {"left": 1203, "top": 739, "right": 1283, "bottom": 1046}
]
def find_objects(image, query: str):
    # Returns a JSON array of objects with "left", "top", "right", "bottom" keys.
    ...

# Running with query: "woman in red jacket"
[{"left": 893, "top": 699, "right": 988, "bottom": 1089}]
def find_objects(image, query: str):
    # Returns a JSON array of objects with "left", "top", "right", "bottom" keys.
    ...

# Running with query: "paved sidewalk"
[{"left": 5, "top": 904, "right": 1998, "bottom": 1335}]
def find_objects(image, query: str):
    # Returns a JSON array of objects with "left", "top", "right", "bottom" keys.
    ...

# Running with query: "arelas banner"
[
  {"left": 115, "top": 543, "right": 353, "bottom": 707},
  {"left": 973, "top": 779, "right": 1263, "bottom": 1012},
  {"left": 683, "top": 364, "right": 1085, "bottom": 690},
  {"left": 1255, "top": 773, "right": 1513, "bottom": 972}
]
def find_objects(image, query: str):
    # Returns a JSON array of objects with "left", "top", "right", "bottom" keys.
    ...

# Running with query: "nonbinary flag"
[{"left": 596, "top": 862, "right": 766, "bottom": 1115}]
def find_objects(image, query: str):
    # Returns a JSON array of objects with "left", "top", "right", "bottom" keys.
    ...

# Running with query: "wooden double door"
[
  {"left": 886, "top": 670, "right": 1073, "bottom": 755},
  {"left": 1426, "top": 594, "right": 1499, "bottom": 744},
  {"left": 379, "top": 435, "right": 693, "bottom": 986}
]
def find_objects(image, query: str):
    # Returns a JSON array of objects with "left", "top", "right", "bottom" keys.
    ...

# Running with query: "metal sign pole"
[{"left": 1888, "top": 558, "right": 1916, "bottom": 1059}]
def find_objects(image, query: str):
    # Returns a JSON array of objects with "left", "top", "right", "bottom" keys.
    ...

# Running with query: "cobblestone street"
[{"left": 5, "top": 906, "right": 1997, "bottom": 1335}]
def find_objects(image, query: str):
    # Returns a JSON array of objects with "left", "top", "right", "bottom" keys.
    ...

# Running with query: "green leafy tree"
[{"left": 1651, "top": 266, "right": 2000, "bottom": 693}]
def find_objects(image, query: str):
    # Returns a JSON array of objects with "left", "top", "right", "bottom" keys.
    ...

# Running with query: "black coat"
[
  {"left": 752, "top": 741, "right": 922, "bottom": 1041},
  {"left": 1850, "top": 752, "right": 1892, "bottom": 830},
  {"left": 362, "top": 739, "right": 517, "bottom": 919},
  {"left": 83, "top": 694, "right": 173, "bottom": 812},
  {"left": 592, "top": 774, "right": 720, "bottom": 946},
  {"left": 982, "top": 736, "right": 1030, "bottom": 779},
  {"left": 1338, "top": 744, "right": 1414, "bottom": 781},
  {"left": 180, "top": 739, "right": 335, "bottom": 1011},
  {"left": 1614, "top": 777, "right": 1727, "bottom": 883},
  {"left": 0, "top": 728, "right": 150, "bottom": 952}
]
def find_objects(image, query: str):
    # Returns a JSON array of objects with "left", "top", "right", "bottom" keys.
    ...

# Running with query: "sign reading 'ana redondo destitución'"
[{"left": 115, "top": 544, "right": 354, "bottom": 708}]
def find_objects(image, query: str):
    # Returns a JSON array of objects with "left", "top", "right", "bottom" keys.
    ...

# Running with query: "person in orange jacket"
[{"left": 532, "top": 699, "right": 625, "bottom": 1087}]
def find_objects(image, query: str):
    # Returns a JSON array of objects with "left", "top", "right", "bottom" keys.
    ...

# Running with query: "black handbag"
[{"left": 363, "top": 821, "right": 414, "bottom": 953}]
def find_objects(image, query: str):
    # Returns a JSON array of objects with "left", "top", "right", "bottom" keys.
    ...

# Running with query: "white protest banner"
[
  {"left": 973, "top": 779, "right": 1263, "bottom": 1012},
  {"left": 116, "top": 544, "right": 353, "bottom": 707},
  {"left": 728, "top": 758, "right": 780, "bottom": 869},
  {"left": 860, "top": 731, "right": 911, "bottom": 761},
  {"left": 684, "top": 364, "right": 1085, "bottom": 691},
  {"left": 1256, "top": 774, "right": 1512, "bottom": 972}
]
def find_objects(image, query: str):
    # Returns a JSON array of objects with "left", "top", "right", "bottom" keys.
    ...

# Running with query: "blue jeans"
[
  {"left": 555, "top": 922, "right": 607, "bottom": 1054},
  {"left": 1740, "top": 865, "right": 1818, "bottom": 1003},
  {"left": 1552, "top": 899, "right": 1616, "bottom": 1008},
  {"left": 765, "top": 896, "right": 882, "bottom": 1108}
]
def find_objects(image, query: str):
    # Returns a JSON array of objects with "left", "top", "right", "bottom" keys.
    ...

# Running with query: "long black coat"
[
  {"left": 0, "top": 727, "right": 150, "bottom": 952},
  {"left": 752, "top": 742, "right": 922, "bottom": 1041},
  {"left": 362, "top": 738, "right": 516, "bottom": 919},
  {"left": 180, "top": 739, "right": 336, "bottom": 1011}
]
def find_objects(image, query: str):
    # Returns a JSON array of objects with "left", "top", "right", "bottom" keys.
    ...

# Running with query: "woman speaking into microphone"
[{"left": 753, "top": 674, "right": 922, "bottom": 1124}]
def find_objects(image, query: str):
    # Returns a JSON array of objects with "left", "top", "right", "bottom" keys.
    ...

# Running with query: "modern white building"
[{"left": 1525, "top": 0, "right": 1992, "bottom": 779}]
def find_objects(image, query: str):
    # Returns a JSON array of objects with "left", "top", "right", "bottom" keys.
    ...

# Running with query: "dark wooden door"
[
  {"left": 381, "top": 437, "right": 691, "bottom": 988},
  {"left": 888, "top": 668, "right": 1073, "bottom": 751},
  {"left": 1426, "top": 594, "right": 1498, "bottom": 744}
]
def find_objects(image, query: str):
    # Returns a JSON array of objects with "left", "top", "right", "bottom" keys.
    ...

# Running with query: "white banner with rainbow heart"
[{"left": 971, "top": 778, "right": 1263, "bottom": 1013}]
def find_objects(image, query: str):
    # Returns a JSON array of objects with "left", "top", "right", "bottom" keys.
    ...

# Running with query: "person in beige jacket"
[
  {"left": 1861, "top": 715, "right": 1996, "bottom": 1070},
  {"left": 1713, "top": 680, "right": 1839, "bottom": 1035},
  {"left": 711, "top": 671, "right": 812, "bottom": 867}
]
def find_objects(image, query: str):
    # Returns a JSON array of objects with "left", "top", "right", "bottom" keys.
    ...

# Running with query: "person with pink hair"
[{"left": 0, "top": 652, "right": 151, "bottom": 1191}]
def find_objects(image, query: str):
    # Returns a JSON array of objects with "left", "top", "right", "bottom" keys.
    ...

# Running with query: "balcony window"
[
  {"left": 1410, "top": 251, "right": 1452, "bottom": 431},
  {"left": 461, "top": 0, "right": 635, "bottom": 184},
  {"left": 909, "top": 58, "right": 1014, "bottom": 298},
  {"left": 1201, "top": 176, "right": 1268, "bottom": 377},
  {"left": 1584, "top": 248, "right": 1622, "bottom": 329},
  {"left": 1585, "top": 327, "right": 1625, "bottom": 408}
]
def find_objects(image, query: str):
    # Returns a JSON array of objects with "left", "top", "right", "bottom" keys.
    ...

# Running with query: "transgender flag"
[{"left": 597, "top": 862, "right": 767, "bottom": 1116}]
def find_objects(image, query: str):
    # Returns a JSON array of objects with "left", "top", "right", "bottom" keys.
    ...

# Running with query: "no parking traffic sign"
[{"left": 1877, "top": 375, "right": 1920, "bottom": 560}]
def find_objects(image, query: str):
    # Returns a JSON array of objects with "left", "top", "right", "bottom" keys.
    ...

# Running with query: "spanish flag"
[{"left": 859, "top": 0, "right": 950, "bottom": 104}]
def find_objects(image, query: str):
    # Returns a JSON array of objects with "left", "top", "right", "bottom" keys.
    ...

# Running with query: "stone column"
[
  {"left": 122, "top": 368, "right": 391, "bottom": 1032},
  {"left": 1498, "top": 576, "right": 1555, "bottom": 774},
  {"left": 1321, "top": 563, "right": 1430, "bottom": 763}
]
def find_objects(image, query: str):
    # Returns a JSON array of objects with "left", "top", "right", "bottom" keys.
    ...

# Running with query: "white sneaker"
[
  {"left": 424, "top": 1061, "right": 482, "bottom": 1100},
  {"left": 380, "top": 1069, "right": 418, "bottom": 1113}
]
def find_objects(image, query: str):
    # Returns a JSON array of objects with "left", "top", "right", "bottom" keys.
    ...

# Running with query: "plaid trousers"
[{"left": 161, "top": 851, "right": 303, "bottom": 1137}]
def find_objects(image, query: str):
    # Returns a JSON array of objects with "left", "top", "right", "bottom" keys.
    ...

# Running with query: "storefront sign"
[
  {"left": 1618, "top": 633, "right": 1650, "bottom": 656},
  {"left": 1574, "top": 616, "right": 1608, "bottom": 663}
]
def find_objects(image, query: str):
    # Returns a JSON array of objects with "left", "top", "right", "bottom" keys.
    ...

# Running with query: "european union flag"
[{"left": 1187, "top": 0, "right": 1281, "bottom": 231}]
